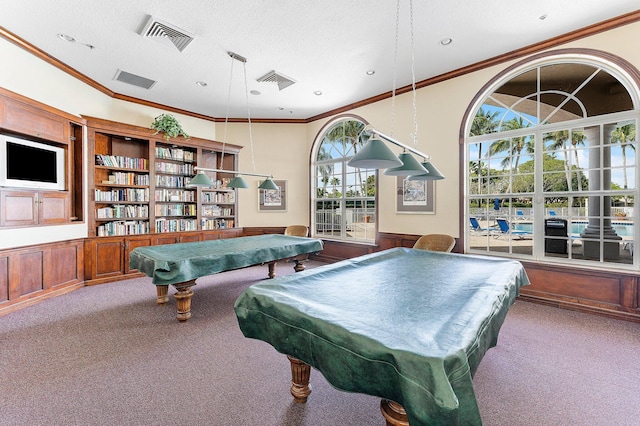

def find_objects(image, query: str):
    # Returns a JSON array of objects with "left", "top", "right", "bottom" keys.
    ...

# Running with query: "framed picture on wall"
[
  {"left": 396, "top": 177, "right": 435, "bottom": 214},
  {"left": 258, "top": 180, "right": 287, "bottom": 212}
]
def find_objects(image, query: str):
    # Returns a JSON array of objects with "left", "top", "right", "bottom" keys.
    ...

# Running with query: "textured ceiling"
[{"left": 1, "top": 0, "right": 639, "bottom": 120}]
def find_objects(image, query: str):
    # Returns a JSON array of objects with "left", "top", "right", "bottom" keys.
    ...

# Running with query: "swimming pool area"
[{"left": 513, "top": 221, "right": 635, "bottom": 237}]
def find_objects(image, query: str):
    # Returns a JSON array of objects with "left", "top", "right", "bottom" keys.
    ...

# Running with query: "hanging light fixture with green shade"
[
  {"left": 348, "top": 0, "right": 444, "bottom": 181},
  {"left": 407, "top": 160, "right": 445, "bottom": 181}
]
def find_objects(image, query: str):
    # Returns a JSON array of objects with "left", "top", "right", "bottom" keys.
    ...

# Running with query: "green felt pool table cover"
[
  {"left": 129, "top": 234, "right": 323, "bottom": 285},
  {"left": 234, "top": 248, "right": 529, "bottom": 426}
]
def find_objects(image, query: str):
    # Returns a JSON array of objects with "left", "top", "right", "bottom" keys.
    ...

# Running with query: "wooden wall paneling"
[
  {"left": 48, "top": 244, "right": 81, "bottom": 288},
  {"left": 13, "top": 250, "right": 44, "bottom": 297},
  {"left": 0, "top": 255, "right": 7, "bottom": 303},
  {"left": 523, "top": 267, "right": 621, "bottom": 305}
]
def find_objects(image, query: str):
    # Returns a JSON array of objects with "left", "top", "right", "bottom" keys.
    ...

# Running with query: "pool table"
[
  {"left": 130, "top": 234, "right": 323, "bottom": 321},
  {"left": 234, "top": 247, "right": 529, "bottom": 425}
]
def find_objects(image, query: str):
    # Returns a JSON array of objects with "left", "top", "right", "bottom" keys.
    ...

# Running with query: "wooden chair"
[
  {"left": 413, "top": 234, "right": 455, "bottom": 253},
  {"left": 284, "top": 225, "right": 309, "bottom": 237}
]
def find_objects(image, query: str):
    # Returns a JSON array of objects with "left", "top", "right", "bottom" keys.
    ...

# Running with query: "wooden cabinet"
[
  {"left": 0, "top": 240, "right": 84, "bottom": 315},
  {"left": 0, "top": 189, "right": 69, "bottom": 227},
  {"left": 84, "top": 235, "right": 153, "bottom": 284},
  {"left": 0, "top": 94, "right": 70, "bottom": 144}
]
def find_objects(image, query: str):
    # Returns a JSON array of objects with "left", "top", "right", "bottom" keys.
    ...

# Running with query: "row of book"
[
  {"left": 96, "top": 220, "right": 150, "bottom": 236},
  {"left": 155, "top": 161, "right": 194, "bottom": 176},
  {"left": 96, "top": 154, "right": 148, "bottom": 170},
  {"left": 154, "top": 203, "right": 197, "bottom": 217},
  {"left": 155, "top": 218, "right": 198, "bottom": 233},
  {"left": 155, "top": 146, "right": 195, "bottom": 162},
  {"left": 104, "top": 172, "right": 150, "bottom": 186},
  {"left": 202, "top": 205, "right": 233, "bottom": 217},
  {"left": 154, "top": 189, "right": 195, "bottom": 202},
  {"left": 201, "top": 191, "right": 235, "bottom": 203},
  {"left": 96, "top": 205, "right": 149, "bottom": 219},
  {"left": 95, "top": 188, "right": 149, "bottom": 202},
  {"left": 201, "top": 218, "right": 234, "bottom": 230},
  {"left": 154, "top": 175, "right": 191, "bottom": 188}
]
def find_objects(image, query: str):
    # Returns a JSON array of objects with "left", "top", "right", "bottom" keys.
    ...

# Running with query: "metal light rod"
[
  {"left": 193, "top": 166, "right": 273, "bottom": 179},
  {"left": 366, "top": 125, "right": 430, "bottom": 160}
]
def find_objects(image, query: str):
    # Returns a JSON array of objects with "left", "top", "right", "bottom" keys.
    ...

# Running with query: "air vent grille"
[
  {"left": 256, "top": 70, "right": 296, "bottom": 91},
  {"left": 140, "top": 16, "right": 194, "bottom": 52},
  {"left": 113, "top": 69, "right": 157, "bottom": 90}
]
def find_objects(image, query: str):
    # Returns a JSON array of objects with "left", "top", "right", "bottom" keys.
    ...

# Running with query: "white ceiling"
[{"left": 2, "top": 1, "right": 639, "bottom": 120}]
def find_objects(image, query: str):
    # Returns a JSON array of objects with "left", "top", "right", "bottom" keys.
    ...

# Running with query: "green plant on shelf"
[{"left": 150, "top": 114, "right": 190, "bottom": 140}]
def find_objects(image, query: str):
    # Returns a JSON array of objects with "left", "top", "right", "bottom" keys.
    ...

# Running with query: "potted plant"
[{"left": 150, "top": 114, "right": 189, "bottom": 140}]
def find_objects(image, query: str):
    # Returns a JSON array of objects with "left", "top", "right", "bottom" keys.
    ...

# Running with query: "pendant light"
[
  {"left": 407, "top": 160, "right": 445, "bottom": 181},
  {"left": 189, "top": 51, "right": 277, "bottom": 189},
  {"left": 348, "top": 0, "right": 443, "bottom": 180}
]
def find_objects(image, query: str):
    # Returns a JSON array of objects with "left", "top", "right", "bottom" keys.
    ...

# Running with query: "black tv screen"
[{"left": 7, "top": 141, "right": 58, "bottom": 183}]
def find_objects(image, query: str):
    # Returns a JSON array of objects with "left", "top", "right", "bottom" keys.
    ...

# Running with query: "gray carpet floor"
[{"left": 1, "top": 260, "right": 639, "bottom": 425}]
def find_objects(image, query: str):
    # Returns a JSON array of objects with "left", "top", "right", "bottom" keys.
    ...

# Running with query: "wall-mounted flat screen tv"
[{"left": 0, "top": 134, "right": 66, "bottom": 190}]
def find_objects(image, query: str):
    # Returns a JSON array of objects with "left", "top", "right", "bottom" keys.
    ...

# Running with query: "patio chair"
[
  {"left": 469, "top": 217, "right": 488, "bottom": 233},
  {"left": 496, "top": 218, "right": 532, "bottom": 240}
]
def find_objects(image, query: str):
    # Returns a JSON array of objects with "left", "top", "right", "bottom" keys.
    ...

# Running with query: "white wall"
[{"left": 1, "top": 21, "right": 639, "bottom": 249}]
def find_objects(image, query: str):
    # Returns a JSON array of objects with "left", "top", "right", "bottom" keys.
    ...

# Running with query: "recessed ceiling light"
[
  {"left": 250, "top": 90, "right": 261, "bottom": 95},
  {"left": 277, "top": 107, "right": 284, "bottom": 110},
  {"left": 314, "top": 91, "right": 322, "bottom": 96},
  {"left": 439, "top": 38, "right": 453, "bottom": 46},
  {"left": 195, "top": 81, "right": 207, "bottom": 87},
  {"left": 366, "top": 69, "right": 375, "bottom": 75},
  {"left": 57, "top": 33, "right": 75, "bottom": 43},
  {"left": 539, "top": 14, "right": 548, "bottom": 20}
]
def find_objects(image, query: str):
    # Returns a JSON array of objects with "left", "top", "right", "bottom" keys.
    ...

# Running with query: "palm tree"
[
  {"left": 471, "top": 107, "right": 500, "bottom": 172},
  {"left": 611, "top": 123, "right": 636, "bottom": 190},
  {"left": 543, "top": 130, "right": 571, "bottom": 190},
  {"left": 325, "top": 120, "right": 368, "bottom": 196},
  {"left": 488, "top": 117, "right": 533, "bottom": 191}
]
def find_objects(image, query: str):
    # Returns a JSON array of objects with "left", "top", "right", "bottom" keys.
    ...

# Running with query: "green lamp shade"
[
  {"left": 226, "top": 176, "right": 249, "bottom": 189},
  {"left": 383, "top": 152, "right": 428, "bottom": 176},
  {"left": 187, "top": 171, "right": 214, "bottom": 187},
  {"left": 258, "top": 178, "right": 279, "bottom": 190},
  {"left": 347, "top": 138, "right": 403, "bottom": 169},
  {"left": 407, "top": 161, "right": 445, "bottom": 181}
]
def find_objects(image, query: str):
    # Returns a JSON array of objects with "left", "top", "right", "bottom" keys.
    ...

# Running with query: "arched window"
[
  {"left": 311, "top": 116, "right": 376, "bottom": 242},
  {"left": 464, "top": 50, "right": 639, "bottom": 268}
]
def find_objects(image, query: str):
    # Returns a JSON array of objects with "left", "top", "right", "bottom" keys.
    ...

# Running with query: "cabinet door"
[
  {"left": 39, "top": 191, "right": 69, "bottom": 224},
  {"left": 86, "top": 238, "right": 125, "bottom": 280},
  {"left": 0, "top": 190, "right": 37, "bottom": 226},
  {"left": 0, "top": 96, "right": 70, "bottom": 143},
  {"left": 124, "top": 236, "right": 153, "bottom": 274}
]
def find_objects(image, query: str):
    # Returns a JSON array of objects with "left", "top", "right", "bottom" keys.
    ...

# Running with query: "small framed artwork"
[
  {"left": 396, "top": 176, "right": 435, "bottom": 214},
  {"left": 258, "top": 179, "right": 287, "bottom": 212}
]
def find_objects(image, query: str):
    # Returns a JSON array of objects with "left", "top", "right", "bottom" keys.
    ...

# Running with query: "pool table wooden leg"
[
  {"left": 172, "top": 280, "right": 196, "bottom": 322},
  {"left": 380, "top": 399, "right": 409, "bottom": 426},
  {"left": 267, "top": 261, "right": 276, "bottom": 278},
  {"left": 287, "top": 355, "right": 312, "bottom": 403},
  {"left": 155, "top": 285, "right": 169, "bottom": 304}
]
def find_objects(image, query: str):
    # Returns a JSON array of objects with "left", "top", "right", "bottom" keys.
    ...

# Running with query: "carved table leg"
[
  {"left": 268, "top": 261, "right": 276, "bottom": 278},
  {"left": 287, "top": 355, "right": 312, "bottom": 403},
  {"left": 380, "top": 399, "right": 409, "bottom": 426},
  {"left": 172, "top": 280, "right": 196, "bottom": 322},
  {"left": 155, "top": 285, "right": 169, "bottom": 304}
]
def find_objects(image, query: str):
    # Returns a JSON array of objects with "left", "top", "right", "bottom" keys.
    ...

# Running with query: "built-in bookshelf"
[
  {"left": 154, "top": 143, "right": 198, "bottom": 233},
  {"left": 93, "top": 134, "right": 151, "bottom": 237},
  {"left": 85, "top": 116, "right": 241, "bottom": 240}
]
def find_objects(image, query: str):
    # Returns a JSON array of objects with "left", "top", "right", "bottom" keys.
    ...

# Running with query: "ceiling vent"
[
  {"left": 114, "top": 69, "right": 157, "bottom": 90},
  {"left": 140, "top": 16, "right": 194, "bottom": 52},
  {"left": 256, "top": 70, "right": 296, "bottom": 91}
]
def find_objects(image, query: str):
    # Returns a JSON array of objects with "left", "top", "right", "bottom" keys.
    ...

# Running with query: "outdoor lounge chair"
[
  {"left": 496, "top": 218, "right": 532, "bottom": 239},
  {"left": 469, "top": 217, "right": 489, "bottom": 233}
]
